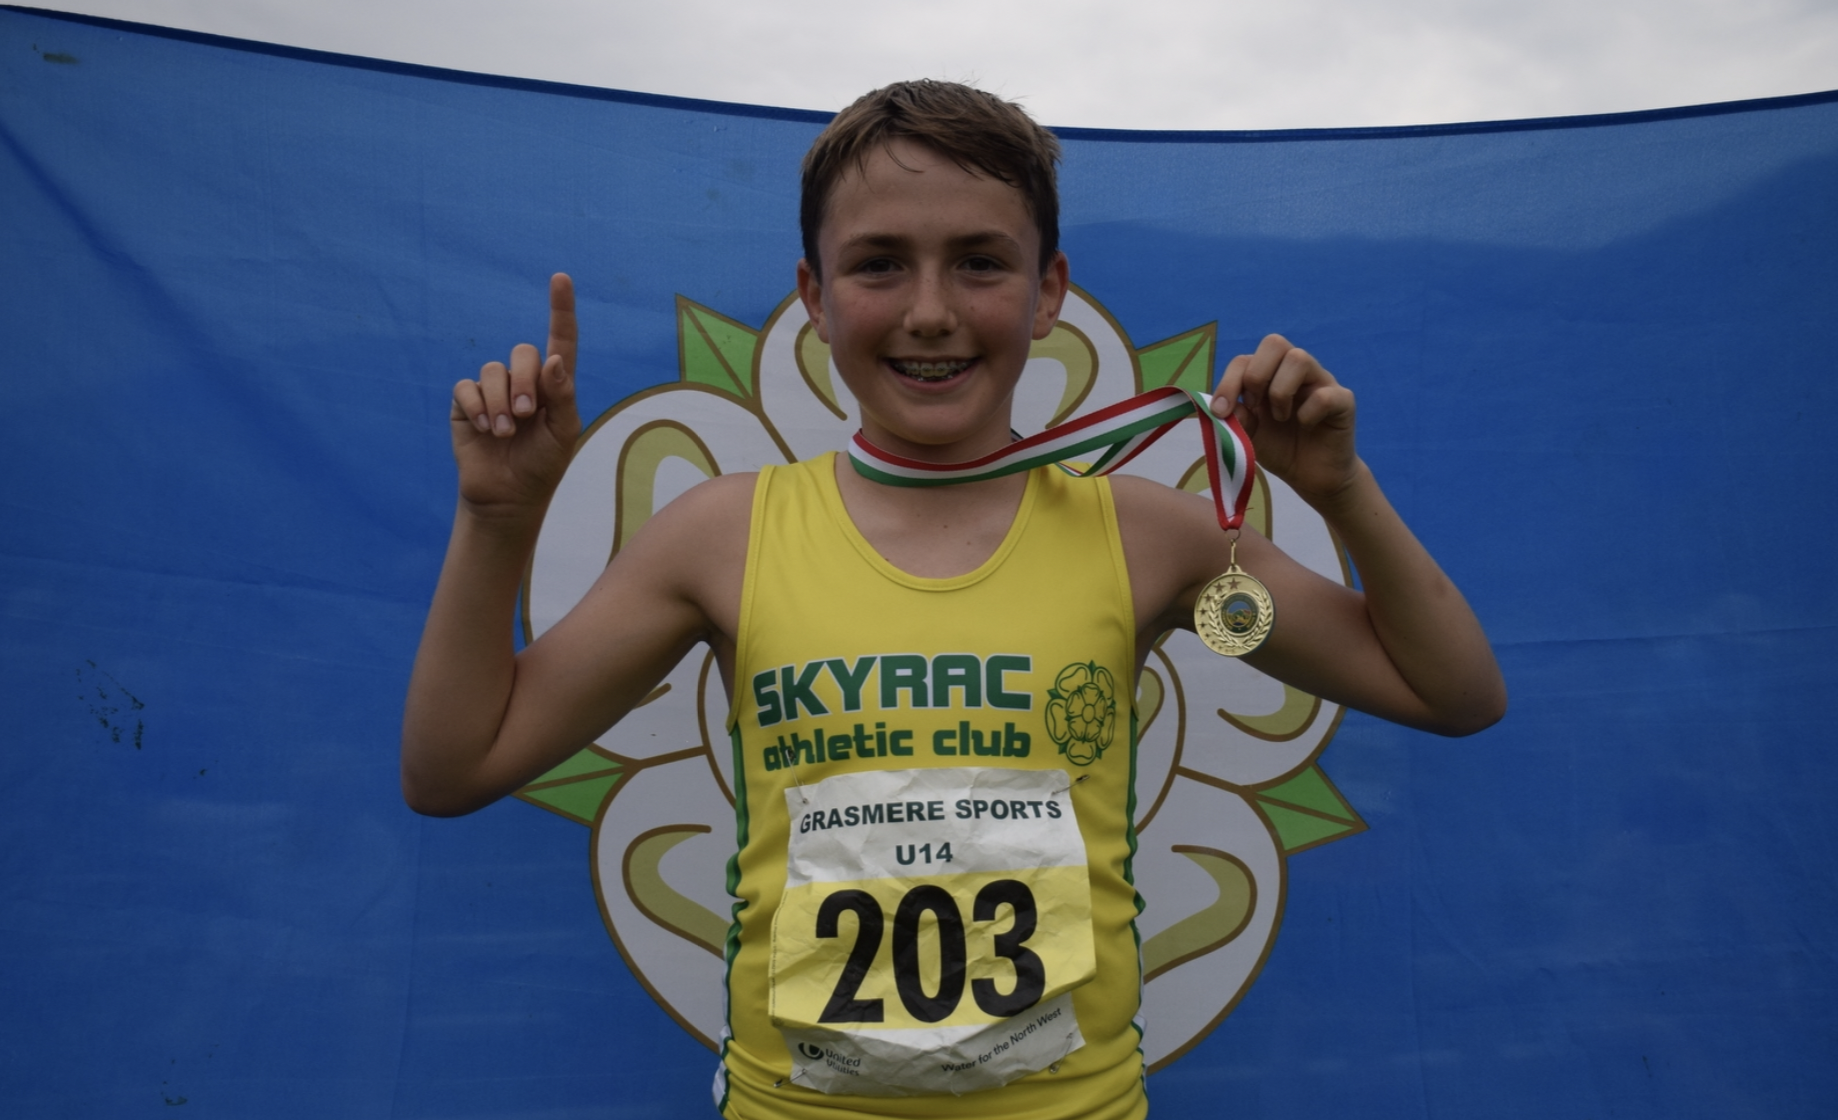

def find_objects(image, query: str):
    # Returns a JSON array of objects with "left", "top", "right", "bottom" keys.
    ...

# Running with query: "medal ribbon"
[{"left": 847, "top": 386, "right": 1257, "bottom": 533}]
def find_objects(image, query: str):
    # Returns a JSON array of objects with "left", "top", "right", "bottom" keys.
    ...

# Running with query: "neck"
[
  {"left": 855, "top": 411, "right": 1017, "bottom": 467},
  {"left": 830, "top": 451, "right": 1030, "bottom": 579}
]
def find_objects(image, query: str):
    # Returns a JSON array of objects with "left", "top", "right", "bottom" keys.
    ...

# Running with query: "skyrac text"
[{"left": 753, "top": 653, "right": 1032, "bottom": 728}]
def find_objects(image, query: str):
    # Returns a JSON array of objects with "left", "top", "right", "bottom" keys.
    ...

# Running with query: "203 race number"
[
  {"left": 815, "top": 878, "right": 1046, "bottom": 1024},
  {"left": 773, "top": 766, "right": 1094, "bottom": 1052}
]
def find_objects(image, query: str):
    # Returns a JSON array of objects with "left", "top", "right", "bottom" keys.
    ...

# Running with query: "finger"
[
  {"left": 541, "top": 352, "right": 581, "bottom": 444},
  {"left": 1240, "top": 334, "right": 1294, "bottom": 412},
  {"left": 1294, "top": 382, "right": 1356, "bottom": 430},
  {"left": 1211, "top": 353, "right": 1250, "bottom": 417},
  {"left": 478, "top": 360, "right": 515, "bottom": 437},
  {"left": 452, "top": 378, "right": 491, "bottom": 433},
  {"left": 1265, "top": 346, "right": 1330, "bottom": 423},
  {"left": 547, "top": 273, "right": 577, "bottom": 381},
  {"left": 508, "top": 342, "right": 542, "bottom": 420}
]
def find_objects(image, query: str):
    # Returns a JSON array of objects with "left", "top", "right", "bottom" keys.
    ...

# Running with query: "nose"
[{"left": 903, "top": 269, "right": 957, "bottom": 337}]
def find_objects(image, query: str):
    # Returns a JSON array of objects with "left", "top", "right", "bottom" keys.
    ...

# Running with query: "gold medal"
[{"left": 1194, "top": 536, "right": 1273, "bottom": 657}]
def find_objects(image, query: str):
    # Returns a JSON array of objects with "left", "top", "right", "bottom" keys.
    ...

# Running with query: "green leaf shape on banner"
[
  {"left": 1254, "top": 764, "right": 1367, "bottom": 854},
  {"left": 1136, "top": 324, "right": 1216, "bottom": 396},
  {"left": 515, "top": 750, "right": 624, "bottom": 825},
  {"left": 677, "top": 295, "right": 760, "bottom": 401}
]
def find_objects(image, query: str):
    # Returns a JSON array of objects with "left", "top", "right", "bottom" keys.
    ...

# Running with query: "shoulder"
[
  {"left": 616, "top": 470, "right": 757, "bottom": 575},
  {"left": 595, "top": 470, "right": 757, "bottom": 641},
  {"left": 1105, "top": 472, "right": 1243, "bottom": 633},
  {"left": 1106, "top": 473, "right": 1222, "bottom": 548},
  {"left": 664, "top": 469, "right": 759, "bottom": 517}
]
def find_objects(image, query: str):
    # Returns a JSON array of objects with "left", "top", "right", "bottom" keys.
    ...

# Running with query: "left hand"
[
  {"left": 1211, "top": 334, "right": 1358, "bottom": 508},
  {"left": 448, "top": 274, "right": 582, "bottom": 522}
]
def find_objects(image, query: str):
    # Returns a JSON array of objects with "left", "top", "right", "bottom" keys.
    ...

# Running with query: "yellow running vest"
[{"left": 719, "top": 455, "right": 1148, "bottom": 1120}]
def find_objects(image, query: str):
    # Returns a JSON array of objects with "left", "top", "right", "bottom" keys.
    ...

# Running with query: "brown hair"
[{"left": 800, "top": 80, "right": 1062, "bottom": 277}]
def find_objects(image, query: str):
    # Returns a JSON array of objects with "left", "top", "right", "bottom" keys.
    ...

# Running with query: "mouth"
[{"left": 887, "top": 358, "right": 974, "bottom": 383}]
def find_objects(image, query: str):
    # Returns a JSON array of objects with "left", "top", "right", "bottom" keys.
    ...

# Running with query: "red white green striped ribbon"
[{"left": 847, "top": 386, "right": 1258, "bottom": 532}]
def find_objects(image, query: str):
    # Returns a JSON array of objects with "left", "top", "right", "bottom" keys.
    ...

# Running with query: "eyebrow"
[{"left": 837, "top": 230, "right": 1025, "bottom": 255}]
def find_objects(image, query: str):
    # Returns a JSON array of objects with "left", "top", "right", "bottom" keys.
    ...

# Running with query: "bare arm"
[
  {"left": 400, "top": 276, "right": 747, "bottom": 815},
  {"left": 1243, "top": 463, "right": 1502, "bottom": 735},
  {"left": 1120, "top": 335, "right": 1506, "bottom": 736}
]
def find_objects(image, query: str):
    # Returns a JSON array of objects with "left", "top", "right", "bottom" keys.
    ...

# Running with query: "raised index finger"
[{"left": 546, "top": 273, "right": 577, "bottom": 380}]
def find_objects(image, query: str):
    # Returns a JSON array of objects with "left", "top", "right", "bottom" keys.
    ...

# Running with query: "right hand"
[
  {"left": 1210, "top": 333, "right": 1359, "bottom": 510},
  {"left": 450, "top": 274, "right": 582, "bottom": 518}
]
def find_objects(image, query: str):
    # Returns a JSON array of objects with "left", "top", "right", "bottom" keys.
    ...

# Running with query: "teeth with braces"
[{"left": 890, "top": 359, "right": 971, "bottom": 381}]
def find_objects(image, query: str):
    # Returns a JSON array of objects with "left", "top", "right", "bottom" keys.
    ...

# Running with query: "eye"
[
  {"left": 961, "top": 255, "right": 1001, "bottom": 274},
  {"left": 856, "top": 256, "right": 900, "bottom": 276}
]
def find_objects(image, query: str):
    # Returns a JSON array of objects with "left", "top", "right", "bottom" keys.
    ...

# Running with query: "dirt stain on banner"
[{"left": 78, "top": 660, "right": 144, "bottom": 749}]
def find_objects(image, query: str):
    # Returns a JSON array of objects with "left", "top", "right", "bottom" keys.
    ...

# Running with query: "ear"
[
  {"left": 796, "top": 258, "right": 829, "bottom": 343},
  {"left": 1032, "top": 251, "right": 1071, "bottom": 340}
]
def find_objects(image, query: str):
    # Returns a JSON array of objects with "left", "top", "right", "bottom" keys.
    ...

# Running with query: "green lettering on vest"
[
  {"left": 986, "top": 655, "right": 1032, "bottom": 710},
  {"left": 781, "top": 663, "right": 830, "bottom": 720},
  {"left": 790, "top": 731, "right": 817, "bottom": 765},
  {"left": 931, "top": 653, "right": 982, "bottom": 708},
  {"left": 879, "top": 654, "right": 928, "bottom": 709},
  {"left": 825, "top": 656, "right": 877, "bottom": 713},
  {"left": 753, "top": 668, "right": 782, "bottom": 727}
]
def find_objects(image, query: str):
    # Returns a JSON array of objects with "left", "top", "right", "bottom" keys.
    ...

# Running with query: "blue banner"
[{"left": 3, "top": 6, "right": 1834, "bottom": 1117}]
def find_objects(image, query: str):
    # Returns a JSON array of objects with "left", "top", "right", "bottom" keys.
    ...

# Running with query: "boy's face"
[{"left": 797, "top": 139, "right": 1069, "bottom": 461}]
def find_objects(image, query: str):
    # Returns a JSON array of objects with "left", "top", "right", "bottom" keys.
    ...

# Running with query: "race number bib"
[{"left": 770, "top": 768, "right": 1095, "bottom": 1096}]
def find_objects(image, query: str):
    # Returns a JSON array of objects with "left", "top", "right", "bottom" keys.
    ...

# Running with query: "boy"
[{"left": 403, "top": 80, "right": 1505, "bottom": 1119}]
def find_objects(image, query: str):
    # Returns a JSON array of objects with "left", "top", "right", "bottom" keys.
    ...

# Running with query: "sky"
[{"left": 24, "top": 0, "right": 1838, "bottom": 130}]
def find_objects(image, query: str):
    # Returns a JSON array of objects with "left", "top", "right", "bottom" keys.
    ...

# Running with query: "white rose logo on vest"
[{"left": 1044, "top": 662, "right": 1118, "bottom": 766}]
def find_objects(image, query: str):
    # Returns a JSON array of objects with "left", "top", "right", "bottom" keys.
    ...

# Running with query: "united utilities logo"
[{"left": 794, "top": 1040, "right": 863, "bottom": 1075}]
